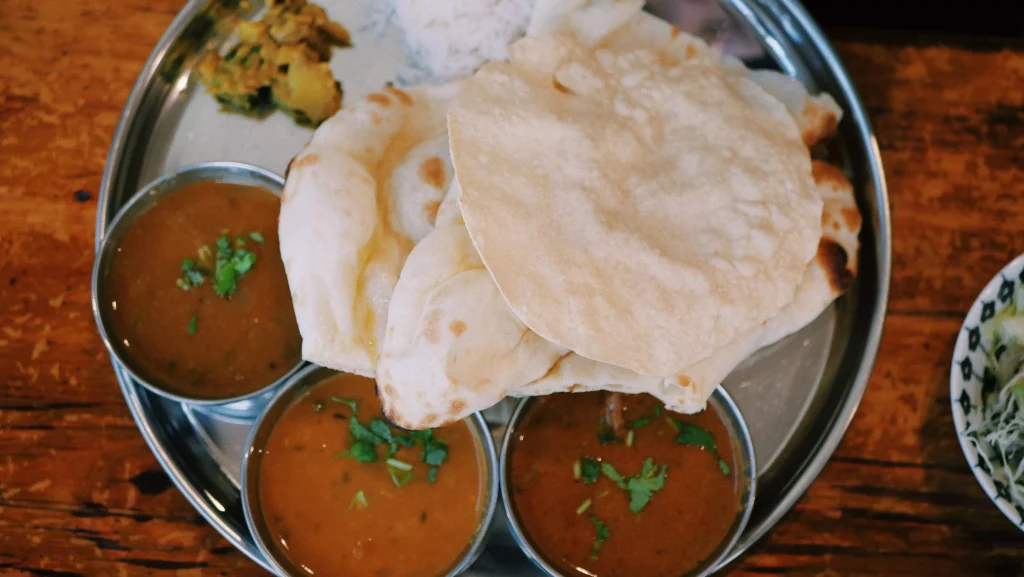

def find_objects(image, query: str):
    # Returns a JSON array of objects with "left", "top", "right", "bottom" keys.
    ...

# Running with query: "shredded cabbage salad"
[{"left": 966, "top": 285, "right": 1024, "bottom": 507}]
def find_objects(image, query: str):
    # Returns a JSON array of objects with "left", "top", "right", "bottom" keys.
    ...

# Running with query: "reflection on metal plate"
[{"left": 96, "top": 0, "right": 890, "bottom": 574}]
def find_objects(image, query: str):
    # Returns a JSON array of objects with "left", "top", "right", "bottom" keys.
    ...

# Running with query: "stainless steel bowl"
[
  {"left": 241, "top": 364, "right": 502, "bottom": 577},
  {"left": 91, "top": 161, "right": 302, "bottom": 420},
  {"left": 500, "top": 388, "right": 757, "bottom": 577}
]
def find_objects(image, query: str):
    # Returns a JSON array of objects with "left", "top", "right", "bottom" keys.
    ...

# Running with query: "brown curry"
[
  {"left": 258, "top": 373, "right": 486, "bottom": 577},
  {"left": 508, "top": 392, "right": 740, "bottom": 577},
  {"left": 106, "top": 180, "right": 300, "bottom": 400}
]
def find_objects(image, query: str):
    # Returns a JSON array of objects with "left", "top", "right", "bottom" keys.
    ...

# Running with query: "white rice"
[{"left": 364, "top": 0, "right": 536, "bottom": 85}]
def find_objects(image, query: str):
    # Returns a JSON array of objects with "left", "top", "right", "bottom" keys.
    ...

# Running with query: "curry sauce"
[
  {"left": 258, "top": 373, "right": 486, "bottom": 577},
  {"left": 509, "top": 392, "right": 740, "bottom": 577},
  {"left": 106, "top": 181, "right": 300, "bottom": 399}
]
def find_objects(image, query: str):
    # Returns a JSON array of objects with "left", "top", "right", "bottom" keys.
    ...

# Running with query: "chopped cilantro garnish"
[
  {"left": 600, "top": 462, "right": 626, "bottom": 489},
  {"left": 410, "top": 429, "right": 449, "bottom": 467},
  {"left": 349, "top": 490, "right": 368, "bottom": 510},
  {"left": 627, "top": 404, "right": 663, "bottom": 429},
  {"left": 338, "top": 413, "right": 450, "bottom": 486},
  {"left": 187, "top": 315, "right": 197, "bottom": 335},
  {"left": 673, "top": 420, "right": 718, "bottom": 452},
  {"left": 212, "top": 233, "right": 256, "bottom": 298},
  {"left": 177, "top": 232, "right": 257, "bottom": 297},
  {"left": 589, "top": 516, "right": 610, "bottom": 560},
  {"left": 249, "top": 231, "right": 265, "bottom": 244},
  {"left": 601, "top": 458, "right": 667, "bottom": 513},
  {"left": 347, "top": 440, "right": 378, "bottom": 463},
  {"left": 672, "top": 419, "right": 730, "bottom": 477},
  {"left": 394, "top": 434, "right": 416, "bottom": 449},
  {"left": 331, "top": 396, "right": 358, "bottom": 414},
  {"left": 424, "top": 441, "right": 448, "bottom": 466},
  {"left": 370, "top": 419, "right": 394, "bottom": 445},
  {"left": 625, "top": 458, "right": 667, "bottom": 513},
  {"left": 176, "top": 258, "right": 206, "bottom": 291},
  {"left": 580, "top": 457, "right": 600, "bottom": 484}
]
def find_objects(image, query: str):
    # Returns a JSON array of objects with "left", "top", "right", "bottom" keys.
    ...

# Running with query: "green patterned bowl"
[{"left": 951, "top": 252, "right": 1024, "bottom": 529}]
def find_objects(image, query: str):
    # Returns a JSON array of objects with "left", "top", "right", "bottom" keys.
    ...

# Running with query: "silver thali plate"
[{"left": 95, "top": 0, "right": 891, "bottom": 573}]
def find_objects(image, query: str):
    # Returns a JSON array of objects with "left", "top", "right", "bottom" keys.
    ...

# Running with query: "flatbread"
[
  {"left": 279, "top": 82, "right": 460, "bottom": 377},
  {"left": 448, "top": 33, "right": 824, "bottom": 376},
  {"left": 376, "top": 208, "right": 568, "bottom": 429},
  {"left": 378, "top": 165, "right": 860, "bottom": 427}
]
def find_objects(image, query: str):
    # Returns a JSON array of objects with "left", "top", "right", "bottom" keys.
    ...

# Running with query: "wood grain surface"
[{"left": 1, "top": 1, "right": 1023, "bottom": 575}]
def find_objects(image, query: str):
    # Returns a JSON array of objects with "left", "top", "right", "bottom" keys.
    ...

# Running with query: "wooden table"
[{"left": 1, "top": 1, "right": 1022, "bottom": 575}]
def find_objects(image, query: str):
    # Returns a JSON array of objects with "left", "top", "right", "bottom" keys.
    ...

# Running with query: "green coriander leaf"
[
  {"left": 182, "top": 258, "right": 196, "bottom": 271},
  {"left": 653, "top": 404, "right": 662, "bottom": 417},
  {"left": 249, "top": 231, "right": 265, "bottom": 244},
  {"left": 216, "top": 235, "right": 231, "bottom": 254},
  {"left": 349, "top": 418, "right": 385, "bottom": 446},
  {"left": 234, "top": 235, "right": 247, "bottom": 248},
  {"left": 600, "top": 462, "right": 626, "bottom": 489},
  {"left": 394, "top": 433, "right": 415, "bottom": 448},
  {"left": 589, "top": 516, "right": 610, "bottom": 560},
  {"left": 185, "top": 269, "right": 205, "bottom": 286},
  {"left": 383, "top": 441, "right": 399, "bottom": 459},
  {"left": 347, "top": 440, "right": 378, "bottom": 463},
  {"left": 176, "top": 278, "right": 191, "bottom": 291},
  {"left": 625, "top": 459, "right": 667, "bottom": 514},
  {"left": 718, "top": 459, "right": 731, "bottom": 477},
  {"left": 580, "top": 457, "right": 600, "bottom": 484},
  {"left": 331, "top": 396, "right": 358, "bottom": 414},
  {"left": 427, "top": 467, "right": 438, "bottom": 483},
  {"left": 409, "top": 429, "right": 433, "bottom": 445},
  {"left": 369, "top": 419, "right": 394, "bottom": 444},
  {"left": 213, "top": 262, "right": 237, "bottom": 297},
  {"left": 232, "top": 250, "right": 256, "bottom": 275},
  {"left": 674, "top": 421, "right": 718, "bottom": 453},
  {"left": 187, "top": 316, "right": 198, "bottom": 335},
  {"left": 424, "top": 441, "right": 448, "bottom": 466}
]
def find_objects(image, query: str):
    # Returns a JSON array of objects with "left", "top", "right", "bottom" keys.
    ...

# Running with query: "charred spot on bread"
[{"left": 817, "top": 238, "right": 855, "bottom": 293}]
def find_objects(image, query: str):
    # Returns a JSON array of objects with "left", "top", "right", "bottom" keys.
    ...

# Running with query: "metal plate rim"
[{"left": 94, "top": 0, "right": 892, "bottom": 572}]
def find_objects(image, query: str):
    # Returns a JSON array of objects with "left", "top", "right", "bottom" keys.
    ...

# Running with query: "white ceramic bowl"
[{"left": 951, "top": 252, "right": 1024, "bottom": 529}]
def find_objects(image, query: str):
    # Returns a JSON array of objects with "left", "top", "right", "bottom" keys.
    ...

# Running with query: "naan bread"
[
  {"left": 378, "top": 164, "right": 860, "bottom": 428},
  {"left": 279, "top": 82, "right": 460, "bottom": 377},
  {"left": 448, "top": 33, "right": 824, "bottom": 376}
]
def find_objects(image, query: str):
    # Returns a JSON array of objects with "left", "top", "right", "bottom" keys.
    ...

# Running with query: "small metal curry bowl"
[
  {"left": 500, "top": 388, "right": 757, "bottom": 577},
  {"left": 91, "top": 161, "right": 302, "bottom": 419},
  {"left": 241, "top": 364, "right": 502, "bottom": 577}
]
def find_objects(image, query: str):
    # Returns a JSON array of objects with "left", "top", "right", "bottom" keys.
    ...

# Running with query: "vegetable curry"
[
  {"left": 106, "top": 180, "right": 300, "bottom": 399},
  {"left": 508, "top": 392, "right": 740, "bottom": 577},
  {"left": 258, "top": 372, "right": 486, "bottom": 577}
]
